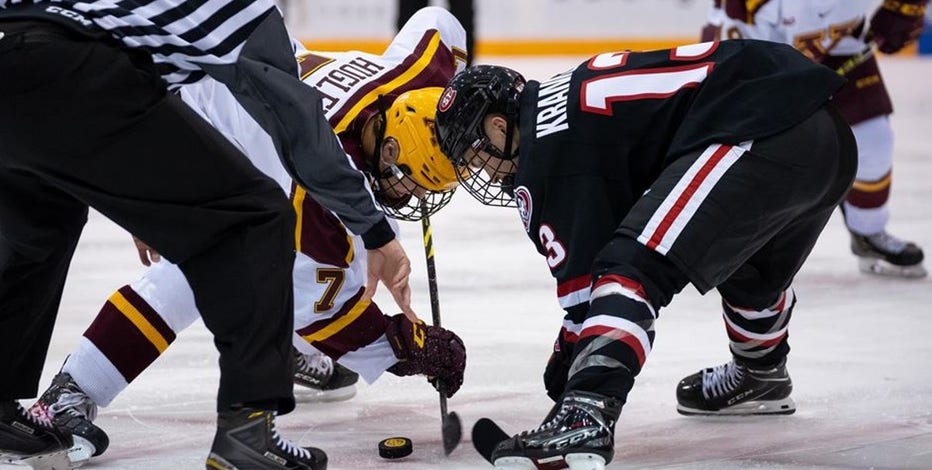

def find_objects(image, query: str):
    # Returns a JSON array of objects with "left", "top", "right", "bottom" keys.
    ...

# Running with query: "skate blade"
[
  {"left": 677, "top": 397, "right": 796, "bottom": 416},
  {"left": 858, "top": 258, "right": 928, "bottom": 279},
  {"left": 205, "top": 452, "right": 238, "bottom": 470},
  {"left": 66, "top": 436, "right": 96, "bottom": 467},
  {"left": 1, "top": 448, "right": 72, "bottom": 470},
  {"left": 493, "top": 453, "right": 606, "bottom": 470},
  {"left": 294, "top": 385, "right": 356, "bottom": 403}
]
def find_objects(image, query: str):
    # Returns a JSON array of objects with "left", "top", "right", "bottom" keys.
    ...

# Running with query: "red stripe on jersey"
[
  {"left": 645, "top": 144, "right": 732, "bottom": 250},
  {"left": 724, "top": 323, "right": 786, "bottom": 347},
  {"left": 579, "top": 325, "right": 646, "bottom": 367},
  {"left": 593, "top": 274, "right": 648, "bottom": 301},
  {"left": 560, "top": 326, "right": 579, "bottom": 345},
  {"left": 557, "top": 275, "right": 591, "bottom": 297}
]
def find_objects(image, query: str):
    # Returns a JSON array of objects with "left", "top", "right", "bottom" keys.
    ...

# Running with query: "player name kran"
[{"left": 535, "top": 70, "right": 572, "bottom": 138}]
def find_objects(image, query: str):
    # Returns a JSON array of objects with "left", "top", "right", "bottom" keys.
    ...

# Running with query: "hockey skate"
[
  {"left": 850, "top": 231, "right": 926, "bottom": 278},
  {"left": 206, "top": 408, "right": 327, "bottom": 470},
  {"left": 292, "top": 348, "right": 358, "bottom": 402},
  {"left": 1, "top": 400, "right": 73, "bottom": 470},
  {"left": 30, "top": 372, "right": 109, "bottom": 467},
  {"left": 491, "top": 391, "right": 621, "bottom": 470},
  {"left": 676, "top": 358, "right": 795, "bottom": 416}
]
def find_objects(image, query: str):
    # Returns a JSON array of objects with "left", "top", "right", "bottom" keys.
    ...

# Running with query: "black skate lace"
[
  {"left": 701, "top": 362, "right": 744, "bottom": 400},
  {"left": 49, "top": 390, "right": 98, "bottom": 422},
  {"left": 270, "top": 419, "right": 312, "bottom": 460},
  {"left": 296, "top": 352, "right": 333, "bottom": 380}
]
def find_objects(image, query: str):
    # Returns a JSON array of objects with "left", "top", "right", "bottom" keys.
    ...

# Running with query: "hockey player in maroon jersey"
[
  {"left": 703, "top": 0, "right": 928, "bottom": 278},
  {"left": 435, "top": 39, "right": 856, "bottom": 469},
  {"left": 28, "top": 7, "right": 469, "bottom": 468}
]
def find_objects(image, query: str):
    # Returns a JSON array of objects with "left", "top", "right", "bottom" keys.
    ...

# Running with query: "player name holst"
[{"left": 535, "top": 70, "right": 572, "bottom": 138}]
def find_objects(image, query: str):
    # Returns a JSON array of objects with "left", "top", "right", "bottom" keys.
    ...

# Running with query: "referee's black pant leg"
[
  {"left": 0, "top": 29, "right": 296, "bottom": 412},
  {"left": 0, "top": 170, "right": 88, "bottom": 399}
]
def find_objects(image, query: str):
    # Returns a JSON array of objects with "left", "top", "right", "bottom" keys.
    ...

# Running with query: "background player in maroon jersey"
[
  {"left": 435, "top": 39, "right": 856, "bottom": 469},
  {"left": 703, "top": 0, "right": 928, "bottom": 278}
]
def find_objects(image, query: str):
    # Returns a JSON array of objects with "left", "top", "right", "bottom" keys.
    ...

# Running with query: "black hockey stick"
[
  {"left": 419, "top": 202, "right": 462, "bottom": 455},
  {"left": 472, "top": 417, "right": 510, "bottom": 464}
]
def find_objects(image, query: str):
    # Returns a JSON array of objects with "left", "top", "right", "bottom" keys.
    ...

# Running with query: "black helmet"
[
  {"left": 435, "top": 65, "right": 526, "bottom": 207},
  {"left": 435, "top": 65, "right": 526, "bottom": 166}
]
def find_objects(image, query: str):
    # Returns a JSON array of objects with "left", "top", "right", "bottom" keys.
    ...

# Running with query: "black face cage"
[{"left": 455, "top": 155, "right": 516, "bottom": 208}]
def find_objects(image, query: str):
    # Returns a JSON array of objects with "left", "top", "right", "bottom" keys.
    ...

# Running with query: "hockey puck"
[{"left": 378, "top": 436, "right": 413, "bottom": 459}]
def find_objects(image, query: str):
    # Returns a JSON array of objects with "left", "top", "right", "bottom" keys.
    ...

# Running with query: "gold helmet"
[
  {"left": 384, "top": 87, "right": 459, "bottom": 192},
  {"left": 374, "top": 87, "right": 462, "bottom": 221}
]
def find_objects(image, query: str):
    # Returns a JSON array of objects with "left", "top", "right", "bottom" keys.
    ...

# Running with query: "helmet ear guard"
[{"left": 372, "top": 88, "right": 462, "bottom": 221}]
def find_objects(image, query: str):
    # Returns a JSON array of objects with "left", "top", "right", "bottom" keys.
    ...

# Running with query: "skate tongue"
[{"left": 442, "top": 411, "right": 462, "bottom": 455}]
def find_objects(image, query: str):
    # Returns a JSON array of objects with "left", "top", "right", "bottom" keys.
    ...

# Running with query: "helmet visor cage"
[
  {"left": 455, "top": 148, "right": 517, "bottom": 208},
  {"left": 373, "top": 164, "right": 457, "bottom": 221}
]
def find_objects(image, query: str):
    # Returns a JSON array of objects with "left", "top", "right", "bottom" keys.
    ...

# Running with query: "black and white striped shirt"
[{"left": 0, "top": 0, "right": 275, "bottom": 86}]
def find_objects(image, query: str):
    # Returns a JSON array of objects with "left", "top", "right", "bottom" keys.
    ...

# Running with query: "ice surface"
[{"left": 6, "top": 56, "right": 931, "bottom": 469}]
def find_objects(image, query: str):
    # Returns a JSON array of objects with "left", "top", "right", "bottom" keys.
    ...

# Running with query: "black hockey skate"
[
  {"left": 850, "top": 231, "right": 926, "bottom": 278},
  {"left": 1, "top": 400, "right": 73, "bottom": 470},
  {"left": 676, "top": 358, "right": 795, "bottom": 416},
  {"left": 206, "top": 408, "right": 327, "bottom": 470},
  {"left": 30, "top": 372, "right": 109, "bottom": 467},
  {"left": 491, "top": 391, "right": 621, "bottom": 470},
  {"left": 292, "top": 348, "right": 358, "bottom": 402}
]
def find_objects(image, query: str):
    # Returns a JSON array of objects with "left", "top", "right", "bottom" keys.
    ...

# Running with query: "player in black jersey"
[{"left": 435, "top": 39, "right": 857, "bottom": 469}]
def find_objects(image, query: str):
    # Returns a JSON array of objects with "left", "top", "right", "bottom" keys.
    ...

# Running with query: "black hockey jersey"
[{"left": 513, "top": 39, "right": 844, "bottom": 312}]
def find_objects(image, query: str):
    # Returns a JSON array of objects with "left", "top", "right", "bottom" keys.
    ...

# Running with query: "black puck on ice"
[{"left": 378, "top": 436, "right": 413, "bottom": 459}]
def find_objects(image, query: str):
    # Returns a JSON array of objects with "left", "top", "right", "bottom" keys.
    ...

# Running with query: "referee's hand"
[
  {"left": 364, "top": 239, "right": 414, "bottom": 318},
  {"left": 132, "top": 236, "right": 161, "bottom": 266}
]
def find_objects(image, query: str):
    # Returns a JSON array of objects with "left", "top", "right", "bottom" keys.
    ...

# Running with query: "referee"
[{"left": 0, "top": 1, "right": 411, "bottom": 469}]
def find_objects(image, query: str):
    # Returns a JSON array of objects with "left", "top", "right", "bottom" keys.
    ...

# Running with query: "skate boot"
[
  {"left": 1, "top": 400, "right": 73, "bottom": 470},
  {"left": 850, "top": 231, "right": 926, "bottom": 278},
  {"left": 292, "top": 348, "right": 358, "bottom": 402},
  {"left": 491, "top": 391, "right": 621, "bottom": 470},
  {"left": 676, "top": 358, "right": 795, "bottom": 416},
  {"left": 30, "top": 372, "right": 109, "bottom": 467},
  {"left": 206, "top": 408, "right": 327, "bottom": 470}
]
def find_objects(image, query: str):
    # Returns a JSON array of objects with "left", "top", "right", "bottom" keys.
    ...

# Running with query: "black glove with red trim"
[
  {"left": 543, "top": 330, "right": 574, "bottom": 402},
  {"left": 386, "top": 313, "right": 466, "bottom": 398}
]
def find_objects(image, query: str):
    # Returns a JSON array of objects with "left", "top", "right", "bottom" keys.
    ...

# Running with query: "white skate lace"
[
  {"left": 21, "top": 402, "right": 55, "bottom": 428},
  {"left": 296, "top": 352, "right": 333, "bottom": 381},
  {"left": 519, "top": 405, "right": 569, "bottom": 437},
  {"left": 866, "top": 232, "right": 908, "bottom": 253},
  {"left": 270, "top": 419, "right": 312, "bottom": 460},
  {"left": 701, "top": 362, "right": 745, "bottom": 400},
  {"left": 49, "top": 390, "right": 98, "bottom": 422}
]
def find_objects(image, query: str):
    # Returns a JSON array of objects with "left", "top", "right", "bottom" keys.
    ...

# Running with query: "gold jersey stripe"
[
  {"left": 292, "top": 186, "right": 308, "bottom": 253},
  {"left": 302, "top": 296, "right": 372, "bottom": 343},
  {"left": 852, "top": 173, "right": 892, "bottom": 192},
  {"left": 332, "top": 32, "right": 442, "bottom": 134},
  {"left": 109, "top": 291, "right": 169, "bottom": 354}
]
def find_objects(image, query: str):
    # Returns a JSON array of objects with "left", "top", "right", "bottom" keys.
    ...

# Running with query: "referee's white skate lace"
[
  {"left": 49, "top": 390, "right": 98, "bottom": 422},
  {"left": 701, "top": 362, "right": 745, "bottom": 400},
  {"left": 296, "top": 352, "right": 333, "bottom": 382},
  {"left": 271, "top": 418, "right": 312, "bottom": 459}
]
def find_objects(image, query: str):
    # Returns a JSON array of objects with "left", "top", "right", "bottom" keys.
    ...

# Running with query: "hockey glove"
[
  {"left": 385, "top": 313, "right": 466, "bottom": 398},
  {"left": 543, "top": 330, "right": 575, "bottom": 402},
  {"left": 868, "top": 0, "right": 929, "bottom": 54}
]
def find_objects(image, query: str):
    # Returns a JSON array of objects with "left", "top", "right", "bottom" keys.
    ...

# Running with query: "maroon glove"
[
  {"left": 385, "top": 314, "right": 466, "bottom": 398},
  {"left": 723, "top": 0, "right": 748, "bottom": 22},
  {"left": 868, "top": 0, "right": 929, "bottom": 54}
]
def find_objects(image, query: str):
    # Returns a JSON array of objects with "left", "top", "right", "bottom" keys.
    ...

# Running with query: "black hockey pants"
[{"left": 0, "top": 20, "right": 297, "bottom": 413}]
